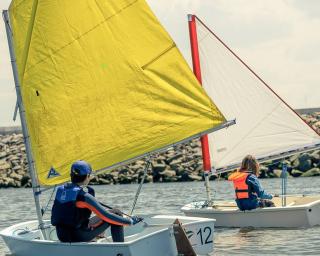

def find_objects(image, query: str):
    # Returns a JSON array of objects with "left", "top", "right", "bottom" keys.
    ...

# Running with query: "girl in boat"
[
  {"left": 228, "top": 155, "right": 275, "bottom": 211},
  {"left": 51, "top": 160, "right": 142, "bottom": 242}
]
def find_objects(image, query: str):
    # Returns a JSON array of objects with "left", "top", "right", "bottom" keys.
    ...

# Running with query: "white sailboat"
[
  {"left": 0, "top": 2, "right": 236, "bottom": 255},
  {"left": 181, "top": 15, "right": 320, "bottom": 228}
]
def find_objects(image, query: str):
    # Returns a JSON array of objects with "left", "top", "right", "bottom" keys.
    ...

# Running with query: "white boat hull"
[
  {"left": 181, "top": 196, "right": 320, "bottom": 228},
  {"left": 1, "top": 215, "right": 215, "bottom": 256}
]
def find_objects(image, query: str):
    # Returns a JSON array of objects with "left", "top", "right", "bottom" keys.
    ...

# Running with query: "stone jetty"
[{"left": 0, "top": 112, "right": 320, "bottom": 188}]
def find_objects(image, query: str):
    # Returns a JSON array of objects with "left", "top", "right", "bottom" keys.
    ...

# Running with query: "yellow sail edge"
[{"left": 9, "top": 0, "right": 225, "bottom": 186}]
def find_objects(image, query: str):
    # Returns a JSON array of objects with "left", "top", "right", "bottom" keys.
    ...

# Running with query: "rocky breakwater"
[
  {"left": 0, "top": 134, "right": 204, "bottom": 188},
  {"left": 256, "top": 111, "right": 320, "bottom": 179},
  {"left": 0, "top": 134, "right": 31, "bottom": 188},
  {"left": 0, "top": 112, "right": 320, "bottom": 188},
  {"left": 92, "top": 140, "right": 204, "bottom": 185},
  {"left": 259, "top": 151, "right": 320, "bottom": 179},
  {"left": 301, "top": 112, "right": 320, "bottom": 135}
]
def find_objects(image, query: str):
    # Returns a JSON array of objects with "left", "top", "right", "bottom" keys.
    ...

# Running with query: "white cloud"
[
  {"left": 147, "top": 0, "right": 320, "bottom": 108},
  {"left": 0, "top": 0, "right": 319, "bottom": 126},
  {"left": 231, "top": 2, "right": 320, "bottom": 107}
]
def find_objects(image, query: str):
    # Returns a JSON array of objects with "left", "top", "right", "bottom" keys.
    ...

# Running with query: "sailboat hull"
[
  {"left": 181, "top": 196, "right": 320, "bottom": 228},
  {"left": 0, "top": 215, "right": 215, "bottom": 256}
]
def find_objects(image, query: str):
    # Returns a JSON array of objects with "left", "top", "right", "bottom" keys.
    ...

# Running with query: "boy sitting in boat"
[
  {"left": 228, "top": 155, "right": 275, "bottom": 211},
  {"left": 51, "top": 160, "right": 142, "bottom": 242}
]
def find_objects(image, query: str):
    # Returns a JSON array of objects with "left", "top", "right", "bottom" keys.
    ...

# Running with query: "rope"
[
  {"left": 41, "top": 186, "right": 56, "bottom": 216},
  {"left": 130, "top": 157, "right": 152, "bottom": 215}
]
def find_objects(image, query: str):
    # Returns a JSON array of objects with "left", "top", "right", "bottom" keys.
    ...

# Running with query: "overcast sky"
[{"left": 1, "top": 0, "right": 319, "bottom": 126}]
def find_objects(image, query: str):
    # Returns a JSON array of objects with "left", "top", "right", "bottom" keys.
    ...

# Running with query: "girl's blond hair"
[{"left": 240, "top": 155, "right": 259, "bottom": 176}]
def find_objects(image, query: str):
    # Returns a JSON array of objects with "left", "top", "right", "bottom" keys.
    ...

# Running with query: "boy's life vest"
[
  {"left": 51, "top": 183, "right": 94, "bottom": 228},
  {"left": 228, "top": 172, "right": 251, "bottom": 199}
]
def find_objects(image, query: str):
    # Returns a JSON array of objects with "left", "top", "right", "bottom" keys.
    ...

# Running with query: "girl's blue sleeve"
[{"left": 247, "top": 175, "right": 273, "bottom": 199}]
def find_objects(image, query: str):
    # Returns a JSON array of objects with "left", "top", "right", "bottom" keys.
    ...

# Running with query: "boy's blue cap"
[{"left": 71, "top": 160, "right": 92, "bottom": 176}]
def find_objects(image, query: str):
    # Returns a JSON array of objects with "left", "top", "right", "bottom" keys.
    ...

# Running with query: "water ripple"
[{"left": 1, "top": 177, "right": 320, "bottom": 255}]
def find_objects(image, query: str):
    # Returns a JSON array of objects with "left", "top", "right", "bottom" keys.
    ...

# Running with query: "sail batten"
[
  {"left": 8, "top": 1, "right": 226, "bottom": 186},
  {"left": 194, "top": 15, "right": 320, "bottom": 171}
]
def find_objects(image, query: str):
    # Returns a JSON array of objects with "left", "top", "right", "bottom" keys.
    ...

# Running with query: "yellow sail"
[
  {"left": 8, "top": 0, "right": 34, "bottom": 82},
  {"left": 9, "top": 0, "right": 226, "bottom": 186}
]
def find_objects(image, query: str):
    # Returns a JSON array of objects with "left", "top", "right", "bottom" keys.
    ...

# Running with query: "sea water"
[{"left": 0, "top": 177, "right": 319, "bottom": 255}]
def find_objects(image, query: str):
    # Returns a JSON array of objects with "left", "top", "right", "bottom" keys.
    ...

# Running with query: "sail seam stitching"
[
  {"left": 39, "top": 110, "right": 216, "bottom": 181},
  {"left": 24, "top": 0, "right": 139, "bottom": 74},
  {"left": 20, "top": 0, "right": 39, "bottom": 81},
  {"left": 141, "top": 43, "right": 176, "bottom": 70},
  {"left": 83, "top": 111, "right": 213, "bottom": 160},
  {"left": 94, "top": 120, "right": 232, "bottom": 176}
]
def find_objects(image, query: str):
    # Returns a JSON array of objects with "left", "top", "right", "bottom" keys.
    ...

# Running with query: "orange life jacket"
[{"left": 228, "top": 172, "right": 250, "bottom": 199}]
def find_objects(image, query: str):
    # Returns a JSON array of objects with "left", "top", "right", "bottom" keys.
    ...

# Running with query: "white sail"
[{"left": 194, "top": 16, "right": 320, "bottom": 171}]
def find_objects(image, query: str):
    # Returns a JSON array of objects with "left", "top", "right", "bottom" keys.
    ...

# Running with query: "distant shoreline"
[
  {"left": 0, "top": 126, "right": 21, "bottom": 135},
  {"left": 295, "top": 107, "right": 320, "bottom": 115}
]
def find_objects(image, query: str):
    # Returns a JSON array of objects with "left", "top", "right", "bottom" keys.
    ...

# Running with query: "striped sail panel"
[
  {"left": 8, "top": 1, "right": 225, "bottom": 185},
  {"left": 195, "top": 16, "right": 320, "bottom": 171}
]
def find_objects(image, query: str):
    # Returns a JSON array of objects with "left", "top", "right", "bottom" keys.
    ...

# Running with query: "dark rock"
[
  {"left": 273, "top": 169, "right": 282, "bottom": 178},
  {"left": 190, "top": 141, "right": 200, "bottom": 148},
  {"left": 267, "top": 162, "right": 280, "bottom": 172},
  {"left": 291, "top": 169, "right": 304, "bottom": 177},
  {"left": 152, "top": 163, "right": 166, "bottom": 173},
  {"left": 90, "top": 176, "right": 99, "bottom": 183},
  {"left": 174, "top": 166, "right": 186, "bottom": 176},
  {"left": 118, "top": 174, "right": 132, "bottom": 184},
  {"left": 289, "top": 154, "right": 299, "bottom": 163},
  {"left": 14, "top": 181, "right": 21, "bottom": 187},
  {"left": 162, "top": 176, "right": 178, "bottom": 182},
  {"left": 10, "top": 172, "right": 23, "bottom": 181},
  {"left": 160, "top": 169, "right": 176, "bottom": 178},
  {"left": 3, "top": 177, "right": 15, "bottom": 187},
  {"left": 207, "top": 173, "right": 217, "bottom": 180},
  {"left": 119, "top": 168, "right": 129, "bottom": 175},
  {"left": 12, "top": 165, "right": 21, "bottom": 171},
  {"left": 310, "top": 151, "right": 320, "bottom": 164},
  {"left": 145, "top": 175, "right": 153, "bottom": 183},
  {"left": 24, "top": 181, "right": 32, "bottom": 188},
  {"left": 129, "top": 164, "right": 143, "bottom": 172},
  {"left": 166, "top": 153, "right": 183, "bottom": 164},
  {"left": 292, "top": 159, "right": 300, "bottom": 169},
  {"left": 188, "top": 174, "right": 203, "bottom": 181},
  {"left": 178, "top": 172, "right": 190, "bottom": 182},
  {"left": 301, "top": 168, "right": 320, "bottom": 177},
  {"left": 266, "top": 171, "right": 276, "bottom": 178},
  {"left": 98, "top": 178, "right": 111, "bottom": 185},
  {"left": 21, "top": 175, "right": 31, "bottom": 186},
  {"left": 259, "top": 166, "right": 268, "bottom": 178},
  {"left": 297, "top": 159, "right": 312, "bottom": 172},
  {"left": 0, "top": 152, "right": 7, "bottom": 159},
  {"left": 0, "top": 161, "right": 11, "bottom": 170},
  {"left": 169, "top": 159, "right": 183, "bottom": 171}
]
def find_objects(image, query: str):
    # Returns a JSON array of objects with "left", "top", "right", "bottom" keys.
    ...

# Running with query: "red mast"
[{"left": 188, "top": 14, "right": 212, "bottom": 172}]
